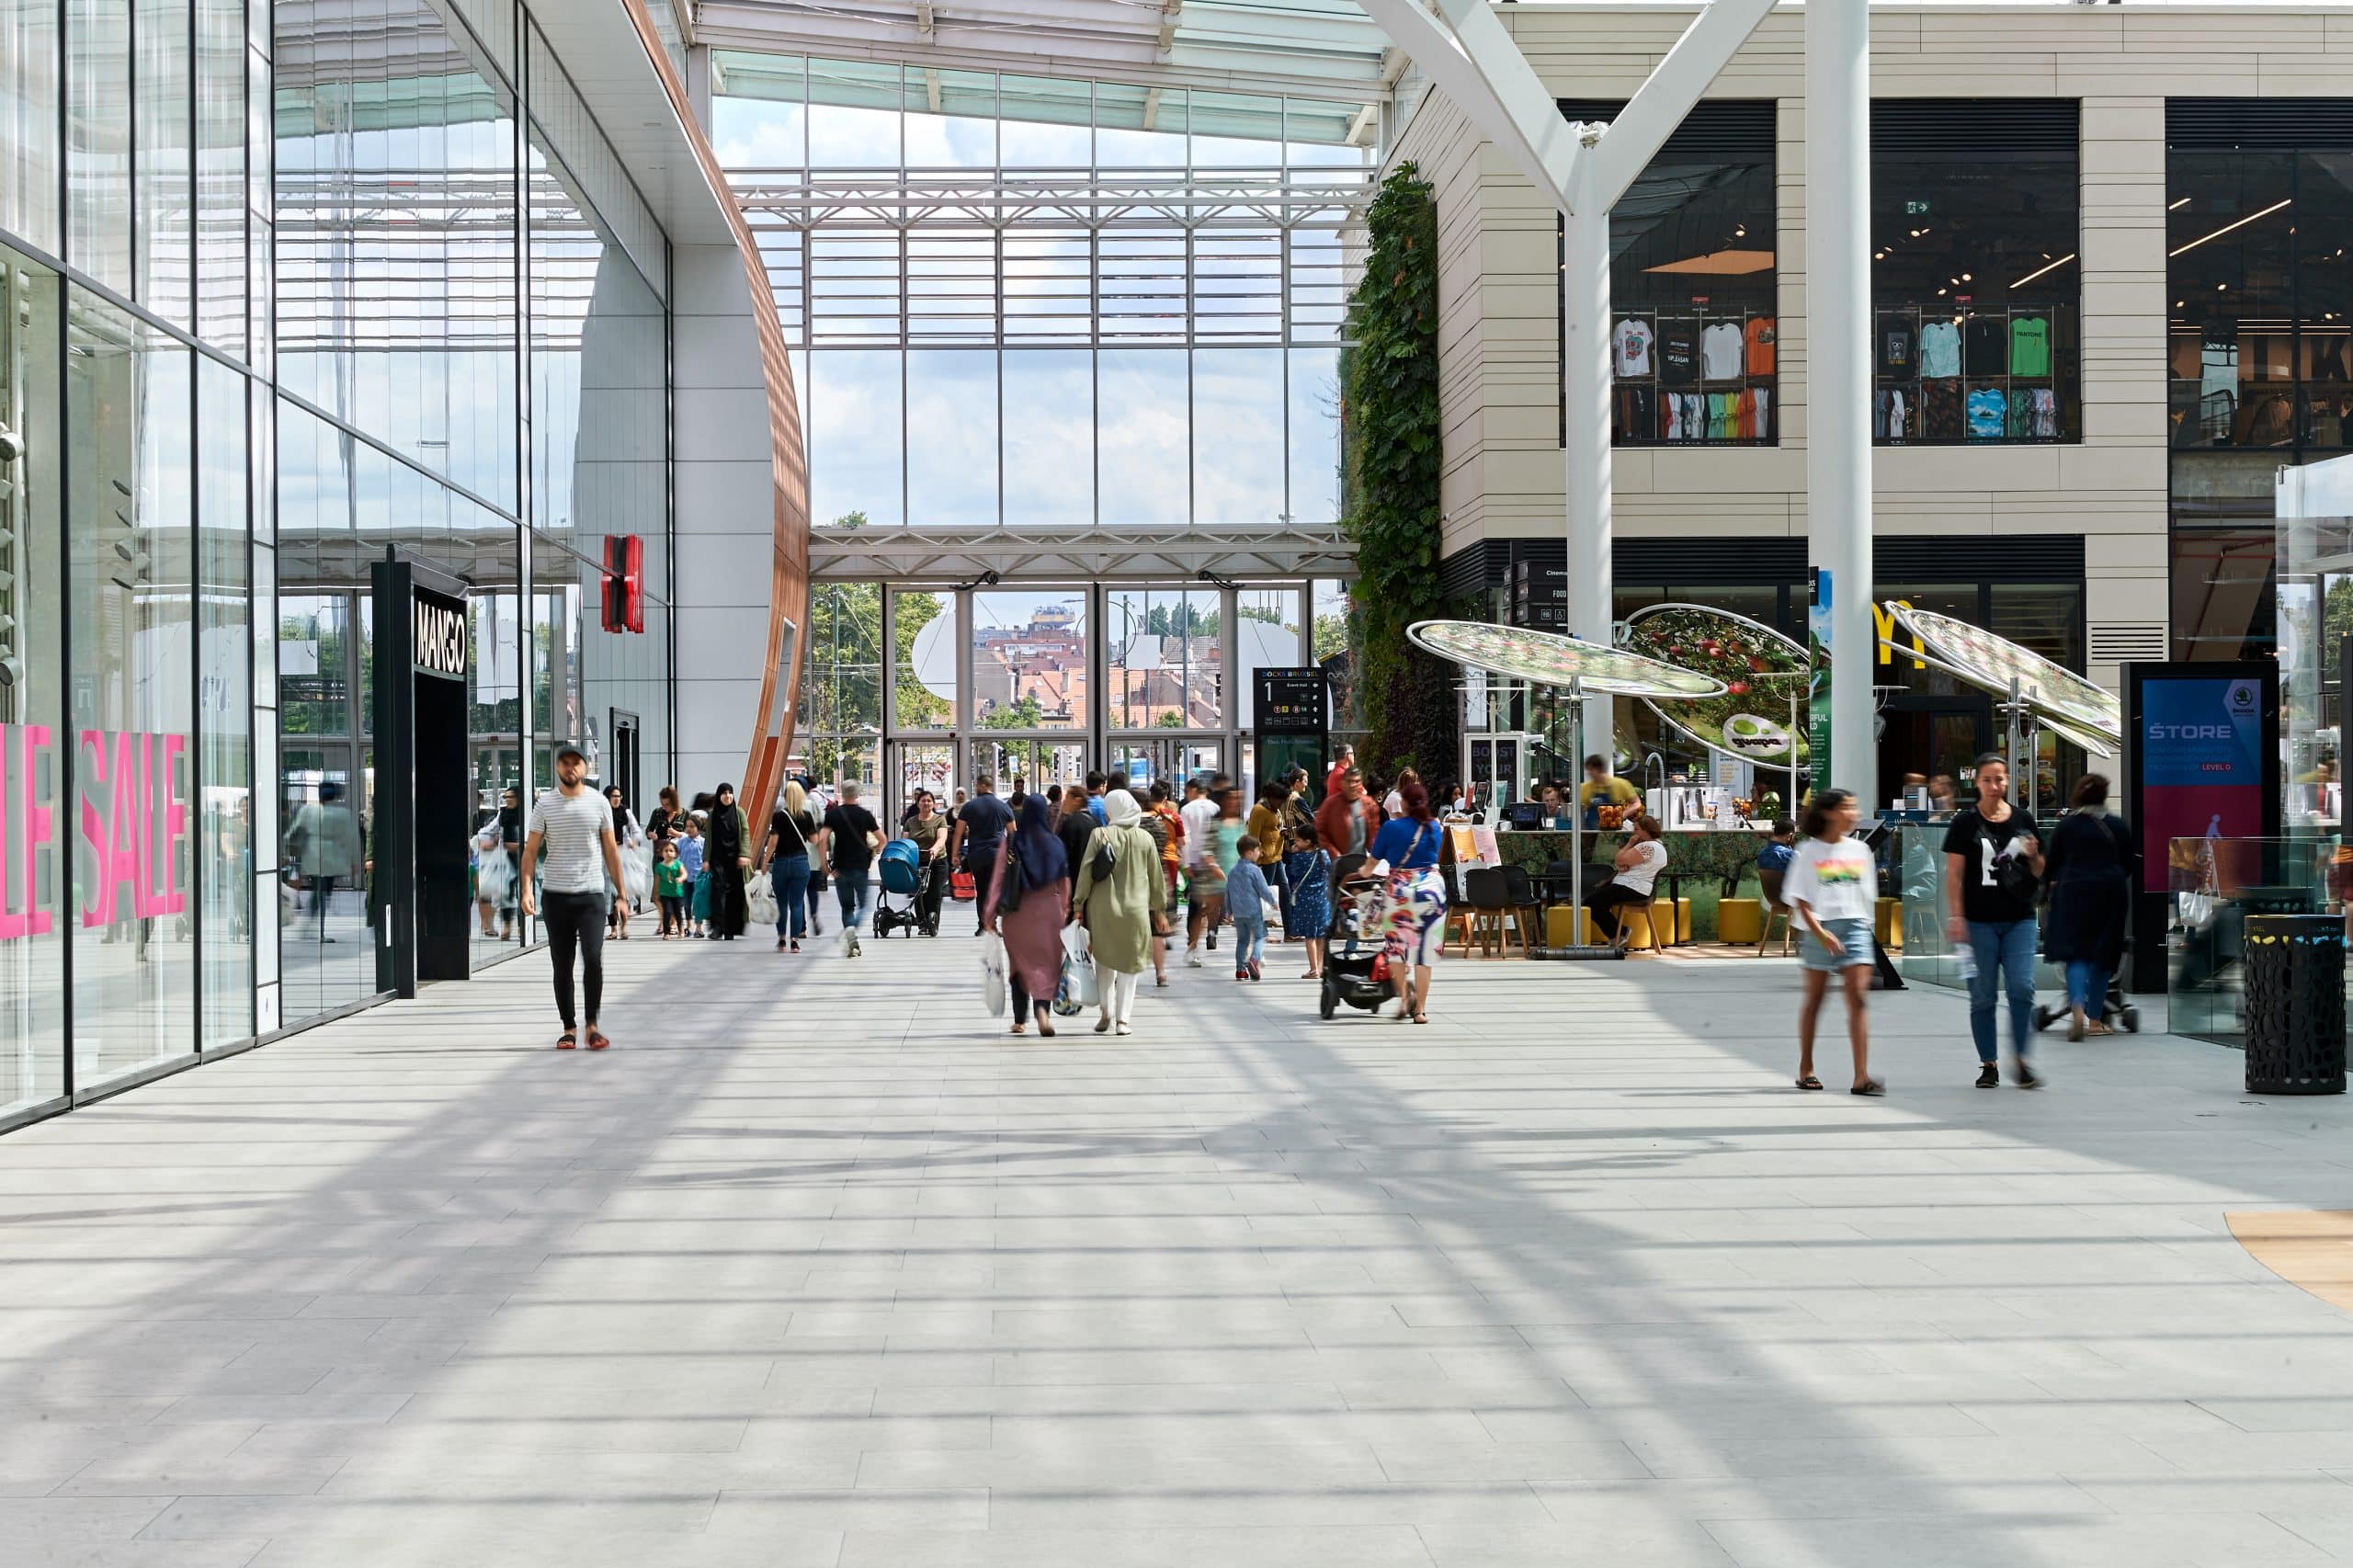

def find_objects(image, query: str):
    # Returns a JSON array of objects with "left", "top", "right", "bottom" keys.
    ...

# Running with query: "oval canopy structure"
[
  {"left": 1884, "top": 604, "right": 2122, "bottom": 742},
  {"left": 1619, "top": 602, "right": 1811, "bottom": 767},
  {"left": 1407, "top": 620, "right": 1726, "bottom": 699}
]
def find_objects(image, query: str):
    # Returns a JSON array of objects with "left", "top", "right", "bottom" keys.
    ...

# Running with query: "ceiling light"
[
  {"left": 2012, "top": 253, "right": 2077, "bottom": 289},
  {"left": 1961, "top": 273, "right": 1972, "bottom": 282},
  {"left": 2170, "top": 198, "right": 2292, "bottom": 258},
  {"left": 2169, "top": 197, "right": 2191, "bottom": 210}
]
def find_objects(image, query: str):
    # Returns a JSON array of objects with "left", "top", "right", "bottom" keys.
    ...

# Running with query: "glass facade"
[
  {"left": 1871, "top": 99, "right": 2081, "bottom": 446},
  {"left": 0, "top": 0, "right": 677, "bottom": 1121},
  {"left": 712, "top": 55, "right": 1364, "bottom": 531}
]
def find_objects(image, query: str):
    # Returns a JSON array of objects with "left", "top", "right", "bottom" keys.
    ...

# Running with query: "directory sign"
[{"left": 2129, "top": 666, "right": 2277, "bottom": 886}]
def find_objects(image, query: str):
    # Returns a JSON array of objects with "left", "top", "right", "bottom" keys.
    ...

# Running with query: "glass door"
[
  {"left": 888, "top": 740, "right": 958, "bottom": 827},
  {"left": 1104, "top": 737, "right": 1225, "bottom": 796},
  {"left": 970, "top": 737, "right": 1084, "bottom": 799}
]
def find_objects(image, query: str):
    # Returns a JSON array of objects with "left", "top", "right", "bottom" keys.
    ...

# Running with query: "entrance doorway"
[
  {"left": 1104, "top": 737, "right": 1225, "bottom": 796},
  {"left": 609, "top": 710, "right": 641, "bottom": 813},
  {"left": 888, "top": 740, "right": 958, "bottom": 825},
  {"left": 971, "top": 736, "right": 1085, "bottom": 798}
]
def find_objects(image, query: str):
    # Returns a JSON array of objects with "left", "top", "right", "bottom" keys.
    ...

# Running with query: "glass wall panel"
[
  {"left": 972, "top": 589, "right": 1086, "bottom": 732},
  {"left": 1193, "top": 347, "right": 1284, "bottom": 526},
  {"left": 1237, "top": 586, "right": 1305, "bottom": 729},
  {"left": 68, "top": 290, "right": 194, "bottom": 1092},
  {"left": 67, "top": 0, "right": 131, "bottom": 290},
  {"left": 276, "top": 0, "right": 520, "bottom": 506},
  {"left": 999, "top": 75, "right": 1089, "bottom": 167},
  {"left": 1097, "top": 349, "right": 1187, "bottom": 527},
  {"left": 197, "top": 354, "right": 250, "bottom": 1048},
  {"left": 0, "top": 247, "right": 66, "bottom": 1115},
  {"left": 1873, "top": 99, "right": 2080, "bottom": 445},
  {"left": 1288, "top": 347, "right": 1340, "bottom": 525},
  {"left": 1190, "top": 91, "right": 1282, "bottom": 168},
  {"left": 890, "top": 588, "right": 951, "bottom": 732},
  {"left": 906, "top": 348, "right": 996, "bottom": 527},
  {"left": 1002, "top": 349, "right": 1091, "bottom": 527},
  {"left": 133, "top": 0, "right": 192, "bottom": 325},
  {"left": 195, "top": 0, "right": 245, "bottom": 357},
  {"left": 801, "top": 580, "right": 882, "bottom": 790},
  {"left": 711, "top": 53, "right": 805, "bottom": 171},
  {"left": 1107, "top": 587, "right": 1221, "bottom": 729},
  {"left": 904, "top": 66, "right": 994, "bottom": 170},
  {"left": 809, "top": 349, "right": 904, "bottom": 525},
  {"left": 1096, "top": 83, "right": 1184, "bottom": 168},
  {"left": 808, "top": 58, "right": 901, "bottom": 168},
  {"left": 2, "top": 0, "right": 62, "bottom": 254}
]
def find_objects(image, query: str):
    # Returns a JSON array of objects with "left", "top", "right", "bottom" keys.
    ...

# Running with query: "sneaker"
[
  {"left": 2012, "top": 1059, "right": 2041, "bottom": 1090},
  {"left": 843, "top": 928, "right": 856, "bottom": 958},
  {"left": 1185, "top": 950, "right": 1204, "bottom": 969},
  {"left": 1249, "top": 960, "right": 1263, "bottom": 982},
  {"left": 1207, "top": 931, "right": 1218, "bottom": 950},
  {"left": 1234, "top": 970, "right": 1250, "bottom": 982},
  {"left": 849, "top": 936, "right": 862, "bottom": 959},
  {"left": 1974, "top": 1062, "right": 1999, "bottom": 1088}
]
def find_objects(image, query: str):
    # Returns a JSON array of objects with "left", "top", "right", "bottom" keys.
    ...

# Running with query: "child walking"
[
  {"left": 654, "top": 838, "right": 686, "bottom": 937},
  {"left": 1784, "top": 788, "right": 1883, "bottom": 1096},
  {"left": 1225, "top": 835, "right": 1274, "bottom": 981},
  {"left": 678, "top": 814, "right": 708, "bottom": 937}
]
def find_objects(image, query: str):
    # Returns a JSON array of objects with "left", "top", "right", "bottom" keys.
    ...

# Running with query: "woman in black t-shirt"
[{"left": 1940, "top": 754, "right": 2044, "bottom": 1088}]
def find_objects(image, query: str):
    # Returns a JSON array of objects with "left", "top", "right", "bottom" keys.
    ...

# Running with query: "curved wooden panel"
[{"left": 620, "top": 1, "right": 810, "bottom": 819}]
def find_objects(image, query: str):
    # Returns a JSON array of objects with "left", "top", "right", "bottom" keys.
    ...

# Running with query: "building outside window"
[{"left": 1871, "top": 99, "right": 2082, "bottom": 446}]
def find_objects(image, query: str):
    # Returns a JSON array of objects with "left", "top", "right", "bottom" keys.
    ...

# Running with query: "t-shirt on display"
[
  {"left": 1614, "top": 317, "right": 1655, "bottom": 378},
  {"left": 1966, "top": 386, "right": 2008, "bottom": 439},
  {"left": 1880, "top": 316, "right": 1917, "bottom": 376},
  {"left": 2010, "top": 315, "right": 2052, "bottom": 377},
  {"left": 1745, "top": 316, "right": 1777, "bottom": 377},
  {"left": 1700, "top": 321, "right": 1745, "bottom": 381},
  {"left": 1918, "top": 320, "right": 1962, "bottom": 379},
  {"left": 1964, "top": 315, "right": 2009, "bottom": 376},
  {"left": 1658, "top": 323, "right": 1699, "bottom": 385}
]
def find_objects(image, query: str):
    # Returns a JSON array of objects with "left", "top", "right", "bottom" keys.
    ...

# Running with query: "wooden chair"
[{"left": 1756, "top": 867, "right": 1794, "bottom": 956}]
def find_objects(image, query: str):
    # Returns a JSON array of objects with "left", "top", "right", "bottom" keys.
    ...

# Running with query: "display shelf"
[
  {"left": 1609, "top": 307, "right": 1777, "bottom": 446},
  {"left": 1871, "top": 302, "right": 2071, "bottom": 445}
]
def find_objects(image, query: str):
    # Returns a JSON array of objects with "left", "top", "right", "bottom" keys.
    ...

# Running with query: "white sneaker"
[
  {"left": 843, "top": 928, "right": 856, "bottom": 957},
  {"left": 1185, "top": 951, "right": 1204, "bottom": 969},
  {"left": 1115, "top": 1023, "right": 1131, "bottom": 1036}
]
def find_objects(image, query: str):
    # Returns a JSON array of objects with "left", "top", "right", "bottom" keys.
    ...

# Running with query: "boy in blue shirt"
[{"left": 1225, "top": 835, "right": 1276, "bottom": 982}]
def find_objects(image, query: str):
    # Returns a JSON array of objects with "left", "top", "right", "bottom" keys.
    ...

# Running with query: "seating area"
[{"left": 1435, "top": 858, "right": 1902, "bottom": 961}]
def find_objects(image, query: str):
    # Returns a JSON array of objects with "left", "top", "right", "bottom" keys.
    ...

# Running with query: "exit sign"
[{"left": 1904, "top": 199, "right": 1931, "bottom": 215}]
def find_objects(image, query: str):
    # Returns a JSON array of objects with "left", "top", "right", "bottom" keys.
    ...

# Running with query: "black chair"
[
  {"left": 1499, "top": 865, "right": 1540, "bottom": 957},
  {"left": 1756, "top": 866, "right": 1793, "bottom": 956},
  {"left": 1459, "top": 866, "right": 1510, "bottom": 958}
]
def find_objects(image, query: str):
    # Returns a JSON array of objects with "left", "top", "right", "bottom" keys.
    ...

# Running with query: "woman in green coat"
[{"left": 1073, "top": 789, "right": 1166, "bottom": 1036}]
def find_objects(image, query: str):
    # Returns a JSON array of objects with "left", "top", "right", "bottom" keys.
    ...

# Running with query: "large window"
[
  {"left": 1562, "top": 99, "right": 1778, "bottom": 449},
  {"left": 1871, "top": 99, "right": 2081, "bottom": 446},
  {"left": 715, "top": 57, "right": 1366, "bottom": 531},
  {"left": 2168, "top": 102, "right": 2353, "bottom": 452}
]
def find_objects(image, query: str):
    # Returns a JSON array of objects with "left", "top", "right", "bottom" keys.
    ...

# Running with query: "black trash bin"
[{"left": 2243, "top": 914, "right": 2347, "bottom": 1096}]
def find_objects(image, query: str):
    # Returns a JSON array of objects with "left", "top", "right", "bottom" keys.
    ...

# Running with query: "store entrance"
[
  {"left": 969, "top": 736, "right": 1086, "bottom": 799},
  {"left": 887, "top": 740, "right": 958, "bottom": 826},
  {"left": 1877, "top": 704, "right": 1989, "bottom": 808},
  {"left": 1105, "top": 737, "right": 1225, "bottom": 796}
]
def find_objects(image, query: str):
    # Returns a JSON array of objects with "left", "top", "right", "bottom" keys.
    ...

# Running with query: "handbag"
[
  {"left": 996, "top": 846, "right": 1028, "bottom": 916},
  {"left": 978, "top": 931, "right": 1008, "bottom": 1018},
  {"left": 745, "top": 869, "right": 778, "bottom": 926},
  {"left": 1089, "top": 831, "right": 1117, "bottom": 885},
  {"left": 1053, "top": 923, "right": 1098, "bottom": 1016},
  {"left": 1980, "top": 813, "right": 2039, "bottom": 904}
]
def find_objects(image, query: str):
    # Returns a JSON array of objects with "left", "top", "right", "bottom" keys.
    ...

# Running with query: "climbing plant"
[{"left": 1340, "top": 163, "right": 1456, "bottom": 783}]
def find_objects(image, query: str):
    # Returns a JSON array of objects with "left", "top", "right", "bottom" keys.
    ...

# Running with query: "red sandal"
[
  {"left": 556, "top": 1031, "right": 577, "bottom": 1050},
  {"left": 585, "top": 1029, "right": 610, "bottom": 1051}
]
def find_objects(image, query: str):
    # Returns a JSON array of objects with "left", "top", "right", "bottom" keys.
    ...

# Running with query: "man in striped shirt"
[{"left": 519, "top": 744, "right": 627, "bottom": 1049}]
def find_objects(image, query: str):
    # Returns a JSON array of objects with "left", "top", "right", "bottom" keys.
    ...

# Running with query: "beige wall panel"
[{"left": 2059, "top": 446, "right": 2168, "bottom": 494}]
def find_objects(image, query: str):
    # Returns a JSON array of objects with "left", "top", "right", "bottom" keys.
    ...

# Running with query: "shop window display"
[
  {"left": 1559, "top": 100, "right": 1777, "bottom": 448},
  {"left": 1871, "top": 99, "right": 2081, "bottom": 446}
]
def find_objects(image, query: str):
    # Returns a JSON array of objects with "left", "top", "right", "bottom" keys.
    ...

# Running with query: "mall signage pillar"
[
  {"left": 1805, "top": 0, "right": 1878, "bottom": 813},
  {"left": 370, "top": 551, "right": 473, "bottom": 997}
]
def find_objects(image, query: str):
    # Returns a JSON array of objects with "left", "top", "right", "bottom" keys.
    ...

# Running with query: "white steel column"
[
  {"left": 1805, "top": 0, "right": 1875, "bottom": 811},
  {"left": 1562, "top": 143, "right": 1615, "bottom": 764}
]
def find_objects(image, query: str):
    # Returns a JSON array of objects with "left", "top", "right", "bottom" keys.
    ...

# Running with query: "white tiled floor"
[{"left": 3, "top": 930, "right": 2353, "bottom": 1565}]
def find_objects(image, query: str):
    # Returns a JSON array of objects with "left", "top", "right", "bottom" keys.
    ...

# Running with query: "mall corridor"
[{"left": 4, "top": 939, "right": 2353, "bottom": 1565}]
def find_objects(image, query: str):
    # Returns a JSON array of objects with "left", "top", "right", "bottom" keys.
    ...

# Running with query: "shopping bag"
[
  {"left": 745, "top": 869, "right": 779, "bottom": 926},
  {"left": 950, "top": 869, "right": 977, "bottom": 903},
  {"left": 1052, "top": 923, "right": 1098, "bottom": 1016},
  {"left": 621, "top": 841, "right": 655, "bottom": 905},
  {"left": 475, "top": 850, "right": 513, "bottom": 906},
  {"left": 978, "top": 930, "right": 1008, "bottom": 1018}
]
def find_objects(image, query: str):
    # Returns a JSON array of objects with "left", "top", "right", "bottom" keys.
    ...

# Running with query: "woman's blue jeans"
[
  {"left": 771, "top": 852, "right": 810, "bottom": 939},
  {"left": 1966, "top": 917, "right": 2039, "bottom": 1063},
  {"left": 2065, "top": 959, "right": 2110, "bottom": 1015}
]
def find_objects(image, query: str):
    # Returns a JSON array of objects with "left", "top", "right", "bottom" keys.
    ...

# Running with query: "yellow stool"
[
  {"left": 1546, "top": 905, "right": 1597, "bottom": 948},
  {"left": 1717, "top": 897, "right": 1765, "bottom": 944},
  {"left": 1619, "top": 906, "right": 1661, "bottom": 952},
  {"left": 1874, "top": 897, "right": 1904, "bottom": 949},
  {"left": 1673, "top": 896, "right": 1693, "bottom": 944}
]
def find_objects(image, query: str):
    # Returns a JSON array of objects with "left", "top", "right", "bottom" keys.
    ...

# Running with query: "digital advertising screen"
[{"left": 2134, "top": 672, "right": 2271, "bottom": 881}]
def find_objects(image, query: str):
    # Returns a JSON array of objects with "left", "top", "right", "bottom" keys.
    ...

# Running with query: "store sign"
[
  {"left": 0, "top": 723, "right": 53, "bottom": 937},
  {"left": 414, "top": 592, "right": 468, "bottom": 682},
  {"left": 2137, "top": 676, "right": 2265, "bottom": 876},
  {"left": 1807, "top": 568, "right": 1833, "bottom": 791},
  {"left": 1870, "top": 598, "right": 1927, "bottom": 667},
  {"left": 77, "top": 728, "right": 188, "bottom": 929},
  {"left": 1255, "top": 668, "right": 1328, "bottom": 736}
]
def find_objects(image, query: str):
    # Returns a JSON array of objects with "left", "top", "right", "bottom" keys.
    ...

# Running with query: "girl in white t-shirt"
[{"left": 1783, "top": 789, "right": 1883, "bottom": 1096}]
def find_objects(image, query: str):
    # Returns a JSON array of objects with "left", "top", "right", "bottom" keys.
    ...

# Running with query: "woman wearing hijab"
[
  {"left": 704, "top": 783, "right": 752, "bottom": 940},
  {"left": 1072, "top": 790, "right": 1167, "bottom": 1036},
  {"left": 983, "top": 794, "right": 1072, "bottom": 1038}
]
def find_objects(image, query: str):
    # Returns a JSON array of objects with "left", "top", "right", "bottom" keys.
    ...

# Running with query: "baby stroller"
[
  {"left": 870, "top": 838, "right": 934, "bottom": 938},
  {"left": 1320, "top": 852, "right": 1395, "bottom": 1019}
]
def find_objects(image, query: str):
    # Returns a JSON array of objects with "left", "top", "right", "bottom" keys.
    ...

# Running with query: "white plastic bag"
[
  {"left": 745, "top": 869, "right": 779, "bottom": 926},
  {"left": 621, "top": 841, "right": 655, "bottom": 905},
  {"left": 1053, "top": 923, "right": 1098, "bottom": 1016},
  {"left": 978, "top": 930, "right": 1008, "bottom": 1018}
]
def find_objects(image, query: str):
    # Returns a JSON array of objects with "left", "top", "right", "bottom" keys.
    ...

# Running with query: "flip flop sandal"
[
  {"left": 1850, "top": 1078, "right": 1886, "bottom": 1096},
  {"left": 556, "top": 1031, "right": 577, "bottom": 1050},
  {"left": 585, "top": 1029, "right": 611, "bottom": 1051},
  {"left": 1794, "top": 1074, "right": 1824, "bottom": 1091}
]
